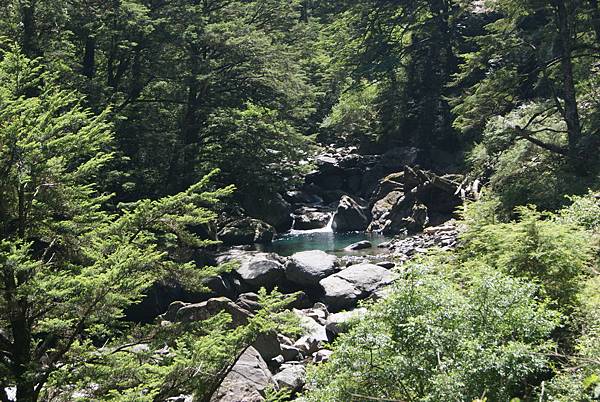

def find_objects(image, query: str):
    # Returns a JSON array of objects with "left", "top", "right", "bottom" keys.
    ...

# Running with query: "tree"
[
  {"left": 452, "top": 0, "right": 600, "bottom": 173},
  {"left": 0, "top": 46, "right": 300, "bottom": 402},
  {"left": 319, "top": 0, "right": 462, "bottom": 150},
  {"left": 0, "top": 0, "right": 318, "bottom": 201}
]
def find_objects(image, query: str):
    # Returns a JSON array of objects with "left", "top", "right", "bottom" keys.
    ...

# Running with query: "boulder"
[
  {"left": 281, "top": 344, "right": 303, "bottom": 361},
  {"left": 344, "top": 240, "right": 372, "bottom": 251},
  {"left": 286, "top": 250, "right": 338, "bottom": 287},
  {"left": 203, "top": 274, "right": 239, "bottom": 300},
  {"left": 218, "top": 218, "right": 275, "bottom": 246},
  {"left": 176, "top": 297, "right": 251, "bottom": 328},
  {"left": 163, "top": 301, "right": 188, "bottom": 322},
  {"left": 369, "top": 191, "right": 432, "bottom": 234},
  {"left": 321, "top": 190, "right": 349, "bottom": 204},
  {"left": 310, "top": 173, "right": 344, "bottom": 191},
  {"left": 405, "top": 202, "right": 429, "bottom": 234},
  {"left": 166, "top": 396, "right": 193, "bottom": 402},
  {"left": 319, "top": 264, "right": 395, "bottom": 311},
  {"left": 332, "top": 195, "right": 371, "bottom": 232},
  {"left": 253, "top": 331, "right": 282, "bottom": 361},
  {"left": 284, "top": 190, "right": 323, "bottom": 205},
  {"left": 211, "top": 346, "right": 276, "bottom": 402},
  {"left": 236, "top": 292, "right": 262, "bottom": 313},
  {"left": 243, "top": 193, "right": 293, "bottom": 232},
  {"left": 312, "top": 349, "right": 333, "bottom": 364},
  {"left": 293, "top": 211, "right": 332, "bottom": 230},
  {"left": 372, "top": 172, "right": 405, "bottom": 201},
  {"left": 273, "top": 365, "right": 306, "bottom": 393},
  {"left": 284, "top": 291, "right": 314, "bottom": 310},
  {"left": 368, "top": 191, "right": 413, "bottom": 235},
  {"left": 325, "top": 308, "right": 368, "bottom": 337},
  {"left": 293, "top": 309, "right": 329, "bottom": 355},
  {"left": 299, "top": 303, "right": 329, "bottom": 326},
  {"left": 235, "top": 253, "right": 286, "bottom": 289}
]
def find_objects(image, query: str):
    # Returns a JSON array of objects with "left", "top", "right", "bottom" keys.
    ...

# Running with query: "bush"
[
  {"left": 544, "top": 275, "right": 600, "bottom": 401},
  {"left": 305, "top": 262, "right": 560, "bottom": 402},
  {"left": 459, "top": 205, "right": 594, "bottom": 310}
]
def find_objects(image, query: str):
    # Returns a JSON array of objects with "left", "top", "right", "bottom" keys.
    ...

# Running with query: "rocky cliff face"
[
  {"left": 287, "top": 146, "right": 471, "bottom": 236},
  {"left": 214, "top": 145, "right": 474, "bottom": 245}
]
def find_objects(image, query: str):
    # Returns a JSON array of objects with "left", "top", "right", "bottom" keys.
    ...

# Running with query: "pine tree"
[{"left": 0, "top": 46, "right": 297, "bottom": 402}]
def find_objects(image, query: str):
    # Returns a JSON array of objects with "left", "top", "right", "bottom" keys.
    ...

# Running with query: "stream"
[{"left": 258, "top": 217, "right": 391, "bottom": 256}]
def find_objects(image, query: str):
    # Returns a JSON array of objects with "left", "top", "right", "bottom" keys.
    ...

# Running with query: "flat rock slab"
[{"left": 211, "top": 346, "right": 275, "bottom": 402}]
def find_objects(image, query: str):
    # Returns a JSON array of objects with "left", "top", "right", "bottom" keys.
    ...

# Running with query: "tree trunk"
[
  {"left": 82, "top": 36, "right": 96, "bottom": 79},
  {"left": 20, "top": 1, "right": 38, "bottom": 57},
  {"left": 6, "top": 271, "right": 36, "bottom": 402},
  {"left": 590, "top": 0, "right": 600, "bottom": 43},
  {"left": 555, "top": 0, "right": 583, "bottom": 167}
]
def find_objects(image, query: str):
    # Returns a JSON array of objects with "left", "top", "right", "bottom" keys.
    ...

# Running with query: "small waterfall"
[
  {"left": 288, "top": 213, "right": 335, "bottom": 234},
  {"left": 323, "top": 213, "right": 334, "bottom": 232}
]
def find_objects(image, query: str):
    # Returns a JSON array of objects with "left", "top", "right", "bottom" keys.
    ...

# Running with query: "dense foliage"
[
  {"left": 0, "top": 0, "right": 599, "bottom": 401},
  {"left": 306, "top": 195, "right": 599, "bottom": 401}
]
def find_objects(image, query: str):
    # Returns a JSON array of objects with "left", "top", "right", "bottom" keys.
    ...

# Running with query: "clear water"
[{"left": 262, "top": 231, "right": 390, "bottom": 257}]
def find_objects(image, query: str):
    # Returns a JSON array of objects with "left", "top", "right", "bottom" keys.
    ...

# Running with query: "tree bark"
[
  {"left": 82, "top": 36, "right": 96, "bottom": 79},
  {"left": 20, "top": 1, "right": 38, "bottom": 57},
  {"left": 590, "top": 0, "right": 600, "bottom": 43},
  {"left": 554, "top": 0, "right": 583, "bottom": 167}
]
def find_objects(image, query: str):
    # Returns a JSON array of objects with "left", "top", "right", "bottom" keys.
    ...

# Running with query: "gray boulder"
[
  {"left": 176, "top": 297, "right": 251, "bottom": 328},
  {"left": 319, "top": 264, "right": 395, "bottom": 311},
  {"left": 293, "top": 211, "right": 332, "bottom": 230},
  {"left": 313, "top": 349, "right": 333, "bottom": 364},
  {"left": 285, "top": 190, "right": 322, "bottom": 204},
  {"left": 252, "top": 331, "right": 282, "bottom": 361},
  {"left": 286, "top": 250, "right": 338, "bottom": 287},
  {"left": 273, "top": 365, "right": 306, "bottom": 393},
  {"left": 369, "top": 190, "right": 430, "bottom": 235},
  {"left": 332, "top": 195, "right": 371, "bottom": 232},
  {"left": 293, "top": 309, "right": 329, "bottom": 355},
  {"left": 211, "top": 346, "right": 276, "bottom": 402},
  {"left": 236, "top": 292, "right": 262, "bottom": 313},
  {"left": 281, "top": 344, "right": 302, "bottom": 361},
  {"left": 243, "top": 193, "right": 293, "bottom": 232},
  {"left": 163, "top": 301, "right": 188, "bottom": 322},
  {"left": 235, "top": 253, "right": 286, "bottom": 289},
  {"left": 325, "top": 308, "right": 368, "bottom": 337},
  {"left": 372, "top": 172, "right": 405, "bottom": 201}
]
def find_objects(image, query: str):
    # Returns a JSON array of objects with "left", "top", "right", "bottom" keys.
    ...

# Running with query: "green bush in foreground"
[
  {"left": 544, "top": 275, "right": 600, "bottom": 401},
  {"left": 459, "top": 201, "right": 595, "bottom": 311},
  {"left": 305, "top": 262, "right": 560, "bottom": 402}
]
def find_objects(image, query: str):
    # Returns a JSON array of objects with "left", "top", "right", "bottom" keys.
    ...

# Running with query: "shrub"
[
  {"left": 305, "top": 263, "right": 560, "bottom": 402},
  {"left": 459, "top": 205, "right": 594, "bottom": 310}
]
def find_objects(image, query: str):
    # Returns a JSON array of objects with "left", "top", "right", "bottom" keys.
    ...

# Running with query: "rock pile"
[{"left": 161, "top": 298, "right": 361, "bottom": 400}]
